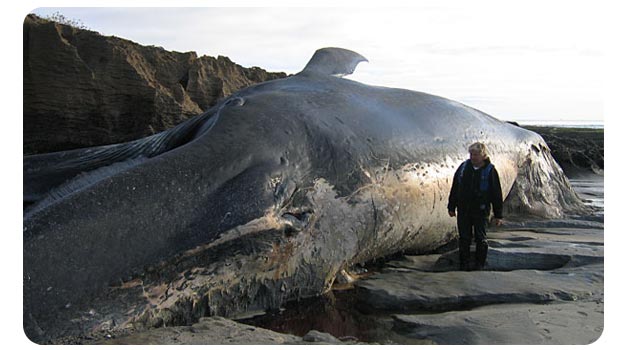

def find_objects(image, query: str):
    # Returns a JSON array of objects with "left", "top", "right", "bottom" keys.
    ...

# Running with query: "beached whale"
[{"left": 23, "top": 48, "right": 585, "bottom": 340}]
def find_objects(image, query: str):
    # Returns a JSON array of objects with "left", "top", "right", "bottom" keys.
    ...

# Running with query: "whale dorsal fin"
[{"left": 300, "top": 47, "right": 368, "bottom": 77}]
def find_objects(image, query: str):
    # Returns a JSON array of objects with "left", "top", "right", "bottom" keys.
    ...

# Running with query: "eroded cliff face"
[{"left": 23, "top": 14, "right": 287, "bottom": 155}]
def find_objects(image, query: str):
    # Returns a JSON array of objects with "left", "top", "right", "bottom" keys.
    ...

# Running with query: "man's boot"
[
  {"left": 459, "top": 240, "right": 471, "bottom": 271},
  {"left": 475, "top": 240, "right": 489, "bottom": 270}
]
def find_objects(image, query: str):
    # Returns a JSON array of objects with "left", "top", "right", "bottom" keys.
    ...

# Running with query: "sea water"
[{"left": 512, "top": 119, "right": 604, "bottom": 129}]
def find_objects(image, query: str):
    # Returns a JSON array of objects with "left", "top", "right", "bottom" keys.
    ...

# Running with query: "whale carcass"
[{"left": 23, "top": 47, "right": 585, "bottom": 341}]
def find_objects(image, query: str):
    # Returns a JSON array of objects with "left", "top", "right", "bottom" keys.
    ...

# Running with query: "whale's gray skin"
[{"left": 23, "top": 48, "right": 584, "bottom": 341}]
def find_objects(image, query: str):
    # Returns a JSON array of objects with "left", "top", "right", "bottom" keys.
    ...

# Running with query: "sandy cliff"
[{"left": 24, "top": 14, "right": 287, "bottom": 155}]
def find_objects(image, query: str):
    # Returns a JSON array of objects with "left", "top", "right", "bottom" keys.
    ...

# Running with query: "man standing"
[{"left": 448, "top": 142, "right": 503, "bottom": 271}]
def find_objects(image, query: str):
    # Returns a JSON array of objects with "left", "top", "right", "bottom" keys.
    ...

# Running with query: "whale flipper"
[
  {"left": 23, "top": 111, "right": 214, "bottom": 204},
  {"left": 300, "top": 47, "right": 368, "bottom": 77}
]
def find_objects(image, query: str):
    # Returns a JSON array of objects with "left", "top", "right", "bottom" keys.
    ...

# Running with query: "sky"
[{"left": 28, "top": 1, "right": 607, "bottom": 125}]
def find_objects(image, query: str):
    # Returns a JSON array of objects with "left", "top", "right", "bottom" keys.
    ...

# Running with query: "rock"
[
  {"left": 434, "top": 239, "right": 603, "bottom": 272},
  {"left": 87, "top": 316, "right": 350, "bottom": 345},
  {"left": 355, "top": 265, "right": 602, "bottom": 312},
  {"left": 347, "top": 211, "right": 604, "bottom": 345},
  {"left": 353, "top": 226, "right": 603, "bottom": 313},
  {"left": 501, "top": 219, "right": 604, "bottom": 229},
  {"left": 23, "top": 14, "right": 287, "bottom": 155},
  {"left": 302, "top": 330, "right": 342, "bottom": 343},
  {"left": 393, "top": 301, "right": 603, "bottom": 345},
  {"left": 93, "top": 316, "right": 303, "bottom": 345}
]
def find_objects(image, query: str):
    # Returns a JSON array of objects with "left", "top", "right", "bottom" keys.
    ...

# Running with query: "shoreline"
[{"left": 518, "top": 122, "right": 603, "bottom": 129}]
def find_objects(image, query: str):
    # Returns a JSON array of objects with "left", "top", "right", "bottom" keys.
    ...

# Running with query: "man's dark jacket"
[{"left": 447, "top": 158, "right": 503, "bottom": 219}]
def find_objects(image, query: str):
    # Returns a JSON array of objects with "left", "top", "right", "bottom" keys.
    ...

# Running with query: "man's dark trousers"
[{"left": 457, "top": 213, "right": 488, "bottom": 270}]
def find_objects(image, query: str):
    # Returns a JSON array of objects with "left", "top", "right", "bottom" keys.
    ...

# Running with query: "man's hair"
[{"left": 468, "top": 142, "right": 489, "bottom": 160}]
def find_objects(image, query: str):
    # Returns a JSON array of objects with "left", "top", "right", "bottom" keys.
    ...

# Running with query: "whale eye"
[{"left": 225, "top": 97, "right": 245, "bottom": 107}]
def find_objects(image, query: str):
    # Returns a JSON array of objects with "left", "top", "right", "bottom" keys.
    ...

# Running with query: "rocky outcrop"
[
  {"left": 23, "top": 14, "right": 287, "bottom": 155},
  {"left": 90, "top": 317, "right": 350, "bottom": 345},
  {"left": 350, "top": 221, "right": 604, "bottom": 344},
  {"left": 393, "top": 301, "right": 603, "bottom": 345}
]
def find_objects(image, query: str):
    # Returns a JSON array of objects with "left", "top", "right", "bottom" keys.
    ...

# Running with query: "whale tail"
[{"left": 300, "top": 47, "right": 368, "bottom": 77}]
